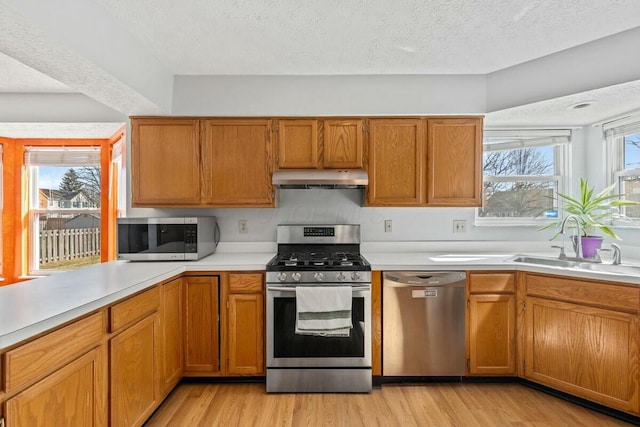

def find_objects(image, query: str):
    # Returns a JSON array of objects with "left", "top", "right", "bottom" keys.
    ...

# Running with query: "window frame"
[
  {"left": 605, "top": 118, "right": 640, "bottom": 227},
  {"left": 27, "top": 164, "right": 102, "bottom": 276},
  {"left": 476, "top": 130, "right": 570, "bottom": 226}
]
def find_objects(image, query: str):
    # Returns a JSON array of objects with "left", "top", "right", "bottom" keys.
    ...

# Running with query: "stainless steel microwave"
[{"left": 117, "top": 217, "right": 218, "bottom": 261}]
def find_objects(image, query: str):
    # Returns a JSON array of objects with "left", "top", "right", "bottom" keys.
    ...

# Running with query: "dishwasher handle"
[{"left": 383, "top": 271, "right": 466, "bottom": 287}]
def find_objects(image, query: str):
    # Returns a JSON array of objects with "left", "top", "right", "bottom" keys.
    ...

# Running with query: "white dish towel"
[{"left": 295, "top": 286, "right": 353, "bottom": 337}]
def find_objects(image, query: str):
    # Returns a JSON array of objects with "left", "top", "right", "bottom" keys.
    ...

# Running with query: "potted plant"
[{"left": 540, "top": 178, "right": 640, "bottom": 258}]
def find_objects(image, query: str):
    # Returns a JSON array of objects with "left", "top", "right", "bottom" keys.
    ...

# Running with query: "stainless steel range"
[{"left": 266, "top": 224, "right": 372, "bottom": 393}]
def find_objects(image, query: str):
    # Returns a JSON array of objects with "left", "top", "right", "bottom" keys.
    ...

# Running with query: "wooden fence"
[{"left": 39, "top": 228, "right": 100, "bottom": 265}]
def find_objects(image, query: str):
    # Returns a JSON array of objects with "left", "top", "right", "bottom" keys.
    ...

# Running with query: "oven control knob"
[
  {"left": 351, "top": 272, "right": 360, "bottom": 281},
  {"left": 291, "top": 272, "right": 302, "bottom": 282},
  {"left": 314, "top": 272, "right": 324, "bottom": 282},
  {"left": 337, "top": 272, "right": 346, "bottom": 281},
  {"left": 277, "top": 272, "right": 287, "bottom": 282}
]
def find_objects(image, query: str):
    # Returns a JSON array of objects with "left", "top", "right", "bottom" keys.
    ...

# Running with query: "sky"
[
  {"left": 37, "top": 166, "right": 72, "bottom": 190},
  {"left": 625, "top": 133, "right": 640, "bottom": 169}
]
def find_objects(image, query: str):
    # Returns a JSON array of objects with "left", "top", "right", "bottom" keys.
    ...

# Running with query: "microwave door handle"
[{"left": 214, "top": 222, "right": 221, "bottom": 248}]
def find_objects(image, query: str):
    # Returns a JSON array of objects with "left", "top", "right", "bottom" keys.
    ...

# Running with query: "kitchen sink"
[{"left": 506, "top": 254, "right": 640, "bottom": 276}]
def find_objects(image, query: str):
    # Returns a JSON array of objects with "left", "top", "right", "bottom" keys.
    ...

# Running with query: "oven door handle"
[{"left": 267, "top": 285, "right": 370, "bottom": 292}]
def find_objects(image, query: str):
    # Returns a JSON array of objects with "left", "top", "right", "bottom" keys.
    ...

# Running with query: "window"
[
  {"left": 477, "top": 130, "right": 570, "bottom": 225},
  {"left": 26, "top": 147, "right": 101, "bottom": 274},
  {"left": 605, "top": 119, "right": 640, "bottom": 223},
  {"left": 0, "top": 144, "right": 3, "bottom": 277}
]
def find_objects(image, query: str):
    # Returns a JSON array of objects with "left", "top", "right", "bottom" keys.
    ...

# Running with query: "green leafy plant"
[{"left": 539, "top": 178, "right": 640, "bottom": 239}]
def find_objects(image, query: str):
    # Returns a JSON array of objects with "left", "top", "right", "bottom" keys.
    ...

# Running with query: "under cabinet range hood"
[{"left": 272, "top": 169, "right": 368, "bottom": 189}]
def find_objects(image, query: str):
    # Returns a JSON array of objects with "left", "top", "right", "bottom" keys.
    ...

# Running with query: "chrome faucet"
[
  {"left": 560, "top": 214, "right": 582, "bottom": 258},
  {"left": 611, "top": 243, "right": 622, "bottom": 265}
]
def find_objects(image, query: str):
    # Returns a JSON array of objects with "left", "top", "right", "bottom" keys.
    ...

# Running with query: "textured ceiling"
[
  {"left": 94, "top": 0, "right": 640, "bottom": 75},
  {"left": 0, "top": 122, "right": 123, "bottom": 138},
  {"left": 485, "top": 79, "right": 640, "bottom": 127},
  {"left": 0, "top": 51, "right": 72, "bottom": 93}
]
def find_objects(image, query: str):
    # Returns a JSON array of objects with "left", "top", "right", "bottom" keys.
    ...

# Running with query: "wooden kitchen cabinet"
[
  {"left": 109, "top": 287, "right": 161, "bottom": 427},
  {"left": 4, "top": 347, "right": 107, "bottom": 427},
  {"left": 183, "top": 275, "right": 221, "bottom": 374},
  {"left": 160, "top": 278, "right": 183, "bottom": 396},
  {"left": 131, "top": 118, "right": 201, "bottom": 206},
  {"left": 366, "top": 118, "right": 425, "bottom": 206},
  {"left": 3, "top": 312, "right": 107, "bottom": 427},
  {"left": 323, "top": 119, "right": 364, "bottom": 168},
  {"left": 523, "top": 273, "right": 640, "bottom": 414},
  {"left": 467, "top": 273, "right": 516, "bottom": 375},
  {"left": 276, "top": 119, "right": 320, "bottom": 169},
  {"left": 366, "top": 117, "right": 483, "bottom": 207},
  {"left": 201, "top": 119, "right": 274, "bottom": 206},
  {"left": 275, "top": 119, "right": 364, "bottom": 169},
  {"left": 225, "top": 273, "right": 264, "bottom": 375},
  {"left": 426, "top": 118, "right": 482, "bottom": 206},
  {"left": 131, "top": 117, "right": 274, "bottom": 207}
]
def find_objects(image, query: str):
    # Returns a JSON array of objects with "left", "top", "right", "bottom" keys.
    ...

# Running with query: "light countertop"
[{"left": 1, "top": 247, "right": 639, "bottom": 351}]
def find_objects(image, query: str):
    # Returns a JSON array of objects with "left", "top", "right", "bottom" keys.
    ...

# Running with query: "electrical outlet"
[
  {"left": 239, "top": 219, "right": 248, "bottom": 234},
  {"left": 453, "top": 219, "right": 467, "bottom": 233},
  {"left": 385, "top": 220, "right": 392, "bottom": 233}
]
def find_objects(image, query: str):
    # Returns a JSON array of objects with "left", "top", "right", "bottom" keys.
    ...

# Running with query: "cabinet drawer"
[
  {"left": 526, "top": 273, "right": 640, "bottom": 314},
  {"left": 469, "top": 273, "right": 515, "bottom": 294},
  {"left": 229, "top": 273, "right": 263, "bottom": 293},
  {"left": 5, "top": 311, "right": 105, "bottom": 393},
  {"left": 110, "top": 287, "right": 160, "bottom": 332}
]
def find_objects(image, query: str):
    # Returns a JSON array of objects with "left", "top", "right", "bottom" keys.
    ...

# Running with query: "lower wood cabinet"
[
  {"left": 226, "top": 273, "right": 264, "bottom": 375},
  {"left": 525, "top": 295, "right": 640, "bottom": 414},
  {"left": 467, "top": 273, "right": 516, "bottom": 375},
  {"left": 160, "top": 278, "right": 183, "bottom": 396},
  {"left": 4, "top": 346, "right": 107, "bottom": 427},
  {"left": 523, "top": 273, "right": 640, "bottom": 415},
  {"left": 110, "top": 313, "right": 160, "bottom": 427},
  {"left": 183, "top": 275, "right": 221, "bottom": 374}
]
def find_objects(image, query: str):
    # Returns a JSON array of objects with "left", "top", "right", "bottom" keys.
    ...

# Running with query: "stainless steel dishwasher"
[{"left": 383, "top": 271, "right": 466, "bottom": 376}]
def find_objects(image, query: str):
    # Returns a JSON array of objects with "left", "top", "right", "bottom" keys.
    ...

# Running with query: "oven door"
[{"left": 266, "top": 284, "right": 371, "bottom": 368}]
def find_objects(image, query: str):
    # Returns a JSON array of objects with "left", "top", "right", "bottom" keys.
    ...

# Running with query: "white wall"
[{"left": 172, "top": 75, "right": 487, "bottom": 116}]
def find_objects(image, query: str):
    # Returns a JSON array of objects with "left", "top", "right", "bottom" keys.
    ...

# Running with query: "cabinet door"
[
  {"left": 131, "top": 118, "right": 201, "bottom": 206},
  {"left": 525, "top": 297, "right": 640, "bottom": 413},
  {"left": 227, "top": 293, "right": 264, "bottom": 375},
  {"left": 183, "top": 276, "right": 220, "bottom": 373},
  {"left": 201, "top": 119, "right": 274, "bottom": 206},
  {"left": 226, "top": 273, "right": 264, "bottom": 376},
  {"left": 367, "top": 119, "right": 425, "bottom": 206},
  {"left": 426, "top": 118, "right": 482, "bottom": 206},
  {"left": 468, "top": 294, "right": 516, "bottom": 375},
  {"left": 5, "top": 347, "right": 107, "bottom": 427},
  {"left": 276, "top": 119, "right": 319, "bottom": 169},
  {"left": 110, "top": 313, "right": 159, "bottom": 427},
  {"left": 160, "top": 278, "right": 183, "bottom": 396},
  {"left": 323, "top": 119, "right": 364, "bottom": 169}
]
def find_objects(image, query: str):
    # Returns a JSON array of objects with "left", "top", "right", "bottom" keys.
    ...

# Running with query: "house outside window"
[
  {"left": 26, "top": 147, "right": 102, "bottom": 274},
  {"left": 605, "top": 118, "right": 640, "bottom": 224},
  {"left": 476, "top": 130, "right": 570, "bottom": 226}
]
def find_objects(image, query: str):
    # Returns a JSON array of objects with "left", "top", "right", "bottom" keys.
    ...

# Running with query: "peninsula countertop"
[{"left": 2, "top": 246, "right": 640, "bottom": 350}]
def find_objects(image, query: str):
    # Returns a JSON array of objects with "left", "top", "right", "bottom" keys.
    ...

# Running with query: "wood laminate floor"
[{"left": 144, "top": 382, "right": 636, "bottom": 427}]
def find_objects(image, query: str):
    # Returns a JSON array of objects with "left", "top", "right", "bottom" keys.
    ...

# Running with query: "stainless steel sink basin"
[{"left": 506, "top": 254, "right": 640, "bottom": 276}]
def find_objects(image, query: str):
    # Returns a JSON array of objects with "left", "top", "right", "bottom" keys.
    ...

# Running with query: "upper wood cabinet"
[
  {"left": 276, "top": 119, "right": 319, "bottom": 168},
  {"left": 130, "top": 117, "right": 274, "bottom": 208},
  {"left": 427, "top": 118, "right": 483, "bottom": 206},
  {"left": 201, "top": 119, "right": 274, "bottom": 206},
  {"left": 275, "top": 119, "right": 364, "bottom": 169},
  {"left": 367, "top": 118, "right": 425, "bottom": 206},
  {"left": 366, "top": 117, "right": 483, "bottom": 207},
  {"left": 131, "top": 118, "right": 201, "bottom": 206}
]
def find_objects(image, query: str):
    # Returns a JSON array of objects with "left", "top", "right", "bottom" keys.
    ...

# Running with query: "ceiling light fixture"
[{"left": 567, "top": 101, "right": 597, "bottom": 110}]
